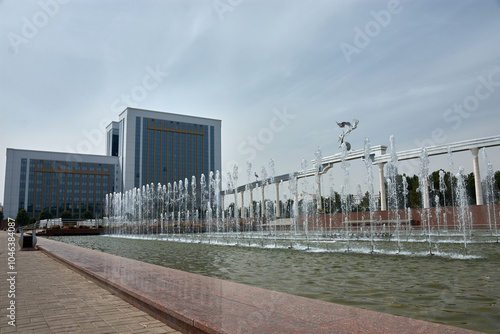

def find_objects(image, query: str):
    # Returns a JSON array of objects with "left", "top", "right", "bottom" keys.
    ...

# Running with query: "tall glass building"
[
  {"left": 3, "top": 108, "right": 221, "bottom": 219},
  {"left": 109, "top": 108, "right": 221, "bottom": 193}
]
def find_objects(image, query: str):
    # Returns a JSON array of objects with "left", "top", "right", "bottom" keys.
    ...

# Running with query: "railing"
[
  {"left": 21, "top": 221, "right": 40, "bottom": 231},
  {"left": 40, "top": 218, "right": 103, "bottom": 228}
]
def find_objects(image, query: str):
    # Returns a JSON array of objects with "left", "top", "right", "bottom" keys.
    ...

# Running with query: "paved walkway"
[{"left": 0, "top": 231, "right": 180, "bottom": 333}]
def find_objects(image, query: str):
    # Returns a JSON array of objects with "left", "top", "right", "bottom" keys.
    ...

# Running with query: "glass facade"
[
  {"left": 134, "top": 117, "right": 141, "bottom": 188},
  {"left": 107, "top": 127, "right": 120, "bottom": 156},
  {"left": 18, "top": 159, "right": 27, "bottom": 212},
  {"left": 24, "top": 159, "right": 115, "bottom": 219},
  {"left": 136, "top": 117, "right": 214, "bottom": 187}
]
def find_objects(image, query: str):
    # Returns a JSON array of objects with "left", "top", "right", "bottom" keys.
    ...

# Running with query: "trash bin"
[
  {"left": 21, "top": 234, "right": 33, "bottom": 248},
  {"left": 19, "top": 229, "right": 37, "bottom": 250}
]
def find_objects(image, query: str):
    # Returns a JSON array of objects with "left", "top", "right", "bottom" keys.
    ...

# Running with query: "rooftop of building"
[{"left": 118, "top": 107, "right": 222, "bottom": 123}]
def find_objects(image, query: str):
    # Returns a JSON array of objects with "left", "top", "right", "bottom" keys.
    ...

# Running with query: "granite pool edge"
[{"left": 35, "top": 237, "right": 482, "bottom": 334}]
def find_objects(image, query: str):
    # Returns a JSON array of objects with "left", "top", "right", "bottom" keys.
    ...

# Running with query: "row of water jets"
[{"left": 105, "top": 137, "right": 499, "bottom": 257}]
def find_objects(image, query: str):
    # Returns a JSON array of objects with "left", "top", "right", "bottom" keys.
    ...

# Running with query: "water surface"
[{"left": 47, "top": 235, "right": 500, "bottom": 333}]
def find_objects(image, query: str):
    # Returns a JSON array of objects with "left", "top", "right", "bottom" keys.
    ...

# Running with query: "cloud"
[{"left": 1, "top": 0, "right": 500, "bottom": 202}]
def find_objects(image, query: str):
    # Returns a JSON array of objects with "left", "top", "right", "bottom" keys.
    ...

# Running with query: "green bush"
[
  {"left": 39, "top": 209, "right": 53, "bottom": 221},
  {"left": 82, "top": 210, "right": 93, "bottom": 220},
  {"left": 60, "top": 210, "right": 73, "bottom": 221},
  {"left": 16, "top": 209, "right": 30, "bottom": 227}
]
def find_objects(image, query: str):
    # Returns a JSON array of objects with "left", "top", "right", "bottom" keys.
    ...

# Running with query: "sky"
[{"left": 1, "top": 0, "right": 500, "bottom": 204}]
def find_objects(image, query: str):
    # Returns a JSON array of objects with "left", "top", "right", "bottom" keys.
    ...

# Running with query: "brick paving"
[{"left": 0, "top": 231, "right": 180, "bottom": 333}]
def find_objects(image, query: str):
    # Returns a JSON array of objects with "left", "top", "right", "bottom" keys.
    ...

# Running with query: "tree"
[
  {"left": 82, "top": 210, "right": 93, "bottom": 220},
  {"left": 227, "top": 203, "right": 235, "bottom": 218},
  {"left": 39, "top": 209, "right": 53, "bottom": 221},
  {"left": 61, "top": 210, "right": 73, "bottom": 221},
  {"left": 429, "top": 170, "right": 454, "bottom": 207},
  {"left": 252, "top": 200, "right": 260, "bottom": 218},
  {"left": 465, "top": 172, "right": 476, "bottom": 205},
  {"left": 333, "top": 192, "right": 341, "bottom": 213},
  {"left": 321, "top": 196, "right": 332, "bottom": 213},
  {"left": 16, "top": 209, "right": 30, "bottom": 227},
  {"left": 359, "top": 191, "right": 370, "bottom": 211},
  {"left": 405, "top": 175, "right": 421, "bottom": 208}
]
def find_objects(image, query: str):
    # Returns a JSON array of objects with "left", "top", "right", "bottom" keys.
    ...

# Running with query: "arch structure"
[{"left": 223, "top": 135, "right": 500, "bottom": 216}]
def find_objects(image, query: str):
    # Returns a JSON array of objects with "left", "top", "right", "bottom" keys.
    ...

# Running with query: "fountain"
[{"left": 103, "top": 136, "right": 499, "bottom": 259}]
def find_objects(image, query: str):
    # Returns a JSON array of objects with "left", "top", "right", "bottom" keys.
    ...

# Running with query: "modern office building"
[
  {"left": 3, "top": 108, "right": 222, "bottom": 219},
  {"left": 4, "top": 149, "right": 119, "bottom": 220},
  {"left": 112, "top": 108, "right": 221, "bottom": 192}
]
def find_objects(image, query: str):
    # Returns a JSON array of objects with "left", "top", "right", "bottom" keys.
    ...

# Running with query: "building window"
[{"left": 18, "top": 159, "right": 27, "bottom": 212}]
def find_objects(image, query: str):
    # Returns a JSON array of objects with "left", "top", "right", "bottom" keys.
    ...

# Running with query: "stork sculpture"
[{"left": 337, "top": 119, "right": 359, "bottom": 150}]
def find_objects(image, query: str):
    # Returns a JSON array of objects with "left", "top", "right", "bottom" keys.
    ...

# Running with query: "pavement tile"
[
  {"left": 110, "top": 325, "right": 135, "bottom": 332},
  {"left": 80, "top": 323, "right": 98, "bottom": 330},
  {"left": 93, "top": 321, "right": 115, "bottom": 328},
  {"left": 51, "top": 327, "right": 85, "bottom": 333},
  {"left": 28, "top": 316, "right": 46, "bottom": 323},
  {"left": 88, "top": 329, "right": 118, "bottom": 334},
  {"left": 0, "top": 327, "right": 18, "bottom": 334},
  {"left": 15, "top": 323, "right": 53, "bottom": 331},
  {"left": 32, "top": 328, "right": 54, "bottom": 334}
]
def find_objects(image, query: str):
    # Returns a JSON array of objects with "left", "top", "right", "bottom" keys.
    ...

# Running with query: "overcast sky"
[{"left": 1, "top": 0, "right": 500, "bottom": 204}]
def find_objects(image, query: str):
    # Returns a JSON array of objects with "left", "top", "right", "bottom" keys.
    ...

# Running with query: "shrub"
[
  {"left": 16, "top": 209, "right": 30, "bottom": 227},
  {"left": 50, "top": 225, "right": 61, "bottom": 229},
  {"left": 82, "top": 210, "right": 93, "bottom": 220},
  {"left": 61, "top": 210, "right": 73, "bottom": 221},
  {"left": 39, "top": 209, "right": 53, "bottom": 221}
]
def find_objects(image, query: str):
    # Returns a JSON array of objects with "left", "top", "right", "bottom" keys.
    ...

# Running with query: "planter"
[{"left": 44, "top": 228, "right": 105, "bottom": 236}]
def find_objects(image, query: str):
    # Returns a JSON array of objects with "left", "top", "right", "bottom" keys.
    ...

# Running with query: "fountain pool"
[{"left": 46, "top": 235, "right": 500, "bottom": 333}]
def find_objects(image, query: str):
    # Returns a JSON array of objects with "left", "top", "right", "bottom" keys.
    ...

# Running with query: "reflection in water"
[{"left": 48, "top": 235, "right": 500, "bottom": 333}]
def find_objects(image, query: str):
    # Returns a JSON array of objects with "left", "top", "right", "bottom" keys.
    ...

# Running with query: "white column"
[
  {"left": 378, "top": 163, "right": 387, "bottom": 211},
  {"left": 471, "top": 147, "right": 484, "bottom": 205},
  {"left": 275, "top": 182, "right": 280, "bottom": 218}
]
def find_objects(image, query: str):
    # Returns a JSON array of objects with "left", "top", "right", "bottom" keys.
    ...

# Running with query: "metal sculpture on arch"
[{"left": 337, "top": 119, "right": 359, "bottom": 150}]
